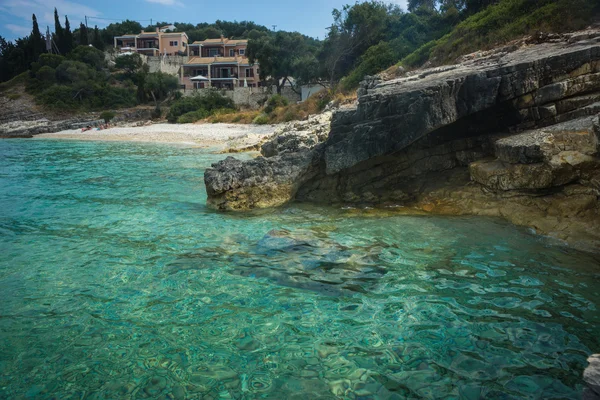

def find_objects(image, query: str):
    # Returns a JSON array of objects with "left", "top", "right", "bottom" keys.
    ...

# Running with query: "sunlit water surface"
[{"left": 1, "top": 139, "right": 599, "bottom": 399}]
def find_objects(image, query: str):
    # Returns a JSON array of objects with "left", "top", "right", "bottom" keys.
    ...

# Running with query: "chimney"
[
  {"left": 156, "top": 27, "right": 160, "bottom": 33},
  {"left": 220, "top": 35, "right": 224, "bottom": 42}
]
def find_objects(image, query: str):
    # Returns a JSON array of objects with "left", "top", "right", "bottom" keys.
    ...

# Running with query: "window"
[
  {"left": 229, "top": 49, "right": 235, "bottom": 57},
  {"left": 245, "top": 68, "right": 253, "bottom": 78},
  {"left": 209, "top": 48, "right": 219, "bottom": 57},
  {"left": 169, "top": 41, "right": 178, "bottom": 46},
  {"left": 239, "top": 49, "right": 245, "bottom": 55}
]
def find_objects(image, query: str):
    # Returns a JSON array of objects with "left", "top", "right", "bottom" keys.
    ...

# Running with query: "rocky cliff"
[
  {"left": 205, "top": 30, "right": 600, "bottom": 251},
  {"left": 0, "top": 92, "right": 155, "bottom": 138}
]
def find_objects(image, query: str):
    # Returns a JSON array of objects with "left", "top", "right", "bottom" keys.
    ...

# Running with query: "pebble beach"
[{"left": 35, "top": 122, "right": 278, "bottom": 148}]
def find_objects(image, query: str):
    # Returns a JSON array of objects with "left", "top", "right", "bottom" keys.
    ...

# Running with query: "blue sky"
[{"left": 0, "top": 0, "right": 408, "bottom": 42}]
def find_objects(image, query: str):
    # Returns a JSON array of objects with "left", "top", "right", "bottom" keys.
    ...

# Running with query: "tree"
[
  {"left": 69, "top": 45, "right": 105, "bottom": 70},
  {"left": 144, "top": 71, "right": 179, "bottom": 108},
  {"left": 248, "top": 31, "right": 317, "bottom": 93},
  {"left": 319, "top": 1, "right": 396, "bottom": 85},
  {"left": 115, "top": 53, "right": 142, "bottom": 75},
  {"left": 53, "top": 8, "right": 64, "bottom": 54},
  {"left": 92, "top": 26, "right": 104, "bottom": 50},
  {"left": 63, "top": 16, "right": 74, "bottom": 54},
  {"left": 29, "top": 14, "right": 45, "bottom": 62},
  {"left": 102, "top": 20, "right": 143, "bottom": 45},
  {"left": 79, "top": 23, "right": 89, "bottom": 46}
]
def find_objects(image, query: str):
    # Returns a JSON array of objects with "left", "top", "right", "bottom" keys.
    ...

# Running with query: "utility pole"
[
  {"left": 45, "top": 26, "right": 52, "bottom": 53},
  {"left": 272, "top": 25, "right": 277, "bottom": 31},
  {"left": 85, "top": 15, "right": 88, "bottom": 29}
]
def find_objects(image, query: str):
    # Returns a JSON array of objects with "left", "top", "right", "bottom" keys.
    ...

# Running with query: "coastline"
[{"left": 33, "top": 122, "right": 278, "bottom": 149}]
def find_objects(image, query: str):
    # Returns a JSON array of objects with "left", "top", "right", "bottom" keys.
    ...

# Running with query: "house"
[
  {"left": 181, "top": 36, "right": 261, "bottom": 90},
  {"left": 159, "top": 24, "right": 176, "bottom": 33},
  {"left": 113, "top": 28, "right": 188, "bottom": 56}
]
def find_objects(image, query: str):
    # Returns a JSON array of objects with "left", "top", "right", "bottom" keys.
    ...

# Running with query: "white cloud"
[
  {"left": 144, "top": 0, "right": 183, "bottom": 6},
  {"left": 0, "top": 0, "right": 102, "bottom": 31},
  {"left": 5, "top": 24, "right": 31, "bottom": 36}
]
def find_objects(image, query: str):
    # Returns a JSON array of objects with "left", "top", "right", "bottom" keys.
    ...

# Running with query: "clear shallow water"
[{"left": 0, "top": 139, "right": 599, "bottom": 400}]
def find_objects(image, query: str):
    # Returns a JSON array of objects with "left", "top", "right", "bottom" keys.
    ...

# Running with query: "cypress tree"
[
  {"left": 63, "top": 15, "right": 74, "bottom": 54},
  {"left": 53, "top": 8, "right": 64, "bottom": 54},
  {"left": 92, "top": 26, "right": 104, "bottom": 51},
  {"left": 79, "top": 23, "right": 89, "bottom": 46},
  {"left": 30, "top": 14, "right": 45, "bottom": 61}
]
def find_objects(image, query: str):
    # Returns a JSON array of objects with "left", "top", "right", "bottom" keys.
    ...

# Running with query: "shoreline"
[{"left": 32, "top": 122, "right": 278, "bottom": 149}]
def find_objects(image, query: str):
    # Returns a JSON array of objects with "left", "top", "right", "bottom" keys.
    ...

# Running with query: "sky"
[{"left": 0, "top": 0, "right": 408, "bottom": 42}]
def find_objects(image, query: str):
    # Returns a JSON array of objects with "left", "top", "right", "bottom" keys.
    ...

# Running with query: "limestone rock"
[
  {"left": 203, "top": 29, "right": 600, "bottom": 251},
  {"left": 584, "top": 354, "right": 600, "bottom": 397},
  {"left": 204, "top": 149, "right": 321, "bottom": 211},
  {"left": 260, "top": 112, "right": 332, "bottom": 157}
]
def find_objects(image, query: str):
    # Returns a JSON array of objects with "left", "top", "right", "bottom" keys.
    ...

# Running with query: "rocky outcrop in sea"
[{"left": 204, "top": 30, "right": 600, "bottom": 251}]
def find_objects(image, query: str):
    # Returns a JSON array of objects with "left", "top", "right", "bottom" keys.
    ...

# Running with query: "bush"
[
  {"left": 166, "top": 90, "right": 235, "bottom": 123},
  {"left": 38, "top": 54, "right": 66, "bottom": 69},
  {"left": 177, "top": 109, "right": 209, "bottom": 123},
  {"left": 342, "top": 41, "right": 398, "bottom": 91},
  {"left": 402, "top": 0, "right": 600, "bottom": 68},
  {"left": 264, "top": 94, "right": 288, "bottom": 114},
  {"left": 100, "top": 111, "right": 116, "bottom": 123},
  {"left": 151, "top": 107, "right": 162, "bottom": 119},
  {"left": 114, "top": 53, "right": 142, "bottom": 74},
  {"left": 252, "top": 113, "right": 269, "bottom": 125},
  {"left": 55, "top": 60, "right": 97, "bottom": 84},
  {"left": 37, "top": 85, "right": 79, "bottom": 109},
  {"left": 69, "top": 46, "right": 106, "bottom": 70},
  {"left": 35, "top": 66, "right": 56, "bottom": 86}
]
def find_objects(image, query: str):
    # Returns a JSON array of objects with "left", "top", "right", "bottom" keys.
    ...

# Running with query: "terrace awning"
[{"left": 190, "top": 75, "right": 209, "bottom": 81}]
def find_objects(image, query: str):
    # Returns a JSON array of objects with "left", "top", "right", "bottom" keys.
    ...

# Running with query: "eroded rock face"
[
  {"left": 204, "top": 149, "right": 322, "bottom": 211},
  {"left": 584, "top": 354, "right": 600, "bottom": 399},
  {"left": 261, "top": 112, "right": 332, "bottom": 157},
  {"left": 204, "top": 31, "right": 600, "bottom": 250},
  {"left": 205, "top": 111, "right": 333, "bottom": 210}
]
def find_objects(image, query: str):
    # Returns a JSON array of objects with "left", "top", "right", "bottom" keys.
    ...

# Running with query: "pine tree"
[
  {"left": 92, "top": 26, "right": 104, "bottom": 51},
  {"left": 53, "top": 8, "right": 64, "bottom": 54},
  {"left": 79, "top": 23, "right": 89, "bottom": 46},
  {"left": 63, "top": 15, "right": 74, "bottom": 54},
  {"left": 29, "top": 14, "right": 46, "bottom": 61}
]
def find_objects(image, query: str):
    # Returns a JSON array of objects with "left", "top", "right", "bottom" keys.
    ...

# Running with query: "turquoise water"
[{"left": 0, "top": 139, "right": 599, "bottom": 400}]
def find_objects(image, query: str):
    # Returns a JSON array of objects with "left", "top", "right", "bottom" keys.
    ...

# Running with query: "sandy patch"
[{"left": 35, "top": 123, "right": 278, "bottom": 149}]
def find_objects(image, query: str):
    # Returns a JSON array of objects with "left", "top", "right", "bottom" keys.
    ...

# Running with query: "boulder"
[{"left": 585, "top": 354, "right": 600, "bottom": 398}]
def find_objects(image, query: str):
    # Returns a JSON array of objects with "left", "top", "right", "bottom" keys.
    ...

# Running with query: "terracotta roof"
[
  {"left": 191, "top": 38, "right": 249, "bottom": 45},
  {"left": 185, "top": 56, "right": 252, "bottom": 65}
]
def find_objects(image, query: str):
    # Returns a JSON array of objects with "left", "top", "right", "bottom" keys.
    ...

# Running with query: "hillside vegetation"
[
  {"left": 1, "top": 0, "right": 599, "bottom": 122},
  {"left": 402, "top": 0, "right": 600, "bottom": 68}
]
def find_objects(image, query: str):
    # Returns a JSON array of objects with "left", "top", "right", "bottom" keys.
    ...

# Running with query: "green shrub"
[
  {"left": 342, "top": 41, "right": 398, "bottom": 91},
  {"left": 37, "top": 85, "right": 79, "bottom": 109},
  {"left": 264, "top": 94, "right": 289, "bottom": 114},
  {"left": 114, "top": 53, "right": 142, "bottom": 74},
  {"left": 38, "top": 54, "right": 65, "bottom": 69},
  {"left": 166, "top": 90, "right": 235, "bottom": 123},
  {"left": 402, "top": 0, "right": 600, "bottom": 68},
  {"left": 151, "top": 107, "right": 162, "bottom": 119},
  {"left": 252, "top": 113, "right": 269, "bottom": 125},
  {"left": 100, "top": 111, "right": 116, "bottom": 123},
  {"left": 177, "top": 109, "right": 209, "bottom": 123},
  {"left": 55, "top": 60, "right": 97, "bottom": 84},
  {"left": 69, "top": 46, "right": 106, "bottom": 70},
  {"left": 35, "top": 66, "right": 57, "bottom": 86}
]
